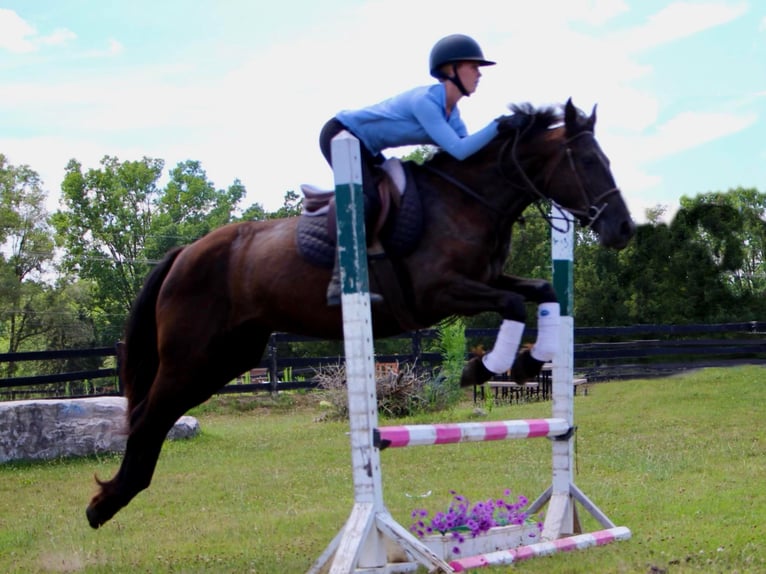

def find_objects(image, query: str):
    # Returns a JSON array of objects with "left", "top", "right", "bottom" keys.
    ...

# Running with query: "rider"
[{"left": 321, "top": 33, "right": 501, "bottom": 306}]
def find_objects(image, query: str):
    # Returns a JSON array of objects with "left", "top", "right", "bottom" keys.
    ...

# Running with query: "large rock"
[{"left": 0, "top": 397, "right": 199, "bottom": 464}]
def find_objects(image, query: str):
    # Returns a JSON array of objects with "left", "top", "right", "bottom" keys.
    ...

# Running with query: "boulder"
[{"left": 0, "top": 396, "right": 199, "bottom": 464}]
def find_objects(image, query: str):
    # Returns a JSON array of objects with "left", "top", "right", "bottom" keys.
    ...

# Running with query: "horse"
[{"left": 86, "top": 98, "right": 635, "bottom": 529}]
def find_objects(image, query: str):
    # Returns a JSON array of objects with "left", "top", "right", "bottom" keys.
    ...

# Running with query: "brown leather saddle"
[{"left": 296, "top": 160, "right": 423, "bottom": 269}]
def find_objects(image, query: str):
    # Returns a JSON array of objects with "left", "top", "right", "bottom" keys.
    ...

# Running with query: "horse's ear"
[
  {"left": 565, "top": 99, "right": 597, "bottom": 133},
  {"left": 564, "top": 98, "right": 576, "bottom": 127},
  {"left": 586, "top": 104, "right": 597, "bottom": 132}
]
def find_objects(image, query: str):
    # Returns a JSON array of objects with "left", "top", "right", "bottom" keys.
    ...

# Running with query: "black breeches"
[{"left": 319, "top": 118, "right": 382, "bottom": 223}]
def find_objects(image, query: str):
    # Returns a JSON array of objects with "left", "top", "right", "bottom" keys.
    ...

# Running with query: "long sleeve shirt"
[{"left": 336, "top": 83, "right": 498, "bottom": 160}]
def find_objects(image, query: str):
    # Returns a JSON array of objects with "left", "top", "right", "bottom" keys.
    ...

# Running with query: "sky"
[{"left": 1, "top": 0, "right": 764, "bottom": 223}]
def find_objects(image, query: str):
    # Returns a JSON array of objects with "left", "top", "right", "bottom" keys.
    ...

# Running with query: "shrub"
[
  {"left": 425, "top": 318, "right": 466, "bottom": 410},
  {"left": 315, "top": 362, "right": 434, "bottom": 419}
]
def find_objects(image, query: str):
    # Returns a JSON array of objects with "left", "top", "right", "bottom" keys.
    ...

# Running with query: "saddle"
[
  {"left": 296, "top": 158, "right": 423, "bottom": 268},
  {"left": 296, "top": 159, "right": 424, "bottom": 330}
]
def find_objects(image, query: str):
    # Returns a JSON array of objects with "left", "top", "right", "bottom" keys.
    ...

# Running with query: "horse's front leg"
[
  {"left": 430, "top": 276, "right": 561, "bottom": 387},
  {"left": 491, "top": 275, "right": 561, "bottom": 383},
  {"left": 426, "top": 278, "right": 530, "bottom": 387}
]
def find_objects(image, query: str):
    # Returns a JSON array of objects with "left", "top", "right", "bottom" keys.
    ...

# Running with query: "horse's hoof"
[
  {"left": 460, "top": 357, "right": 494, "bottom": 387},
  {"left": 510, "top": 349, "right": 545, "bottom": 384}
]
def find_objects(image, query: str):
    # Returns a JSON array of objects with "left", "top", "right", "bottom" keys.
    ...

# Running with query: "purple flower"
[{"left": 408, "top": 487, "right": 543, "bottom": 555}]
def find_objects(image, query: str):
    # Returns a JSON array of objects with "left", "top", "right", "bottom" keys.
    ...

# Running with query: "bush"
[
  {"left": 433, "top": 318, "right": 466, "bottom": 408},
  {"left": 315, "top": 319, "right": 467, "bottom": 420},
  {"left": 315, "top": 362, "right": 435, "bottom": 419}
]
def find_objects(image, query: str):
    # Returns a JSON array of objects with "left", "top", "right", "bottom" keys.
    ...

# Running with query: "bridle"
[
  {"left": 500, "top": 124, "right": 621, "bottom": 231},
  {"left": 545, "top": 131, "right": 620, "bottom": 228},
  {"left": 422, "top": 118, "right": 621, "bottom": 233}
]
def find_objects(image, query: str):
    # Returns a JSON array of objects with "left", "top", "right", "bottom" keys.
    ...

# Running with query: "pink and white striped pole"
[
  {"left": 449, "top": 527, "right": 632, "bottom": 571},
  {"left": 375, "top": 418, "right": 571, "bottom": 449}
]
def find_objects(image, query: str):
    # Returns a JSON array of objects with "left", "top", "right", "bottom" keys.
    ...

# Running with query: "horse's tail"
[{"left": 120, "top": 247, "right": 184, "bottom": 421}]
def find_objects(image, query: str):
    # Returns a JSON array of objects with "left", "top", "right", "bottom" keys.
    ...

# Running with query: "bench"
[
  {"left": 573, "top": 377, "right": 589, "bottom": 395},
  {"left": 473, "top": 363, "right": 588, "bottom": 404},
  {"left": 484, "top": 381, "right": 543, "bottom": 404}
]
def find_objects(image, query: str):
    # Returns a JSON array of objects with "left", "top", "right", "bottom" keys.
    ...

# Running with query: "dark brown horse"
[{"left": 86, "top": 99, "right": 634, "bottom": 528}]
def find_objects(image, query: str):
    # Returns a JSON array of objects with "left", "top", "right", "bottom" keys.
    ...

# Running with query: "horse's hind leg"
[
  {"left": 86, "top": 368, "right": 201, "bottom": 528},
  {"left": 87, "top": 328, "right": 271, "bottom": 528}
]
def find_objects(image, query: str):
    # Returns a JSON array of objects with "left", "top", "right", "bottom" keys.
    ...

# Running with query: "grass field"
[{"left": 1, "top": 366, "right": 765, "bottom": 573}]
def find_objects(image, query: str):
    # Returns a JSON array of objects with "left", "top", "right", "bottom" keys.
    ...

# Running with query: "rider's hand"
[{"left": 495, "top": 114, "right": 527, "bottom": 134}]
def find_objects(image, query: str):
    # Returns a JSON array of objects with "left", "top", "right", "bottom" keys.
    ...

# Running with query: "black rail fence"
[{"left": 1, "top": 321, "right": 765, "bottom": 401}]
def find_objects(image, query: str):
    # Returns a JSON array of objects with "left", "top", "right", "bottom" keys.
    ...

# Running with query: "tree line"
[{"left": 2, "top": 151, "right": 766, "bottom": 377}]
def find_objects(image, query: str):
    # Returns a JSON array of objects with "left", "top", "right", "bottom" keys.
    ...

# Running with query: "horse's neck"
[{"left": 414, "top": 157, "right": 531, "bottom": 226}]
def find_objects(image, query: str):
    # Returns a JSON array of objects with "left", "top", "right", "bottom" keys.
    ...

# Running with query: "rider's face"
[{"left": 456, "top": 62, "right": 482, "bottom": 95}]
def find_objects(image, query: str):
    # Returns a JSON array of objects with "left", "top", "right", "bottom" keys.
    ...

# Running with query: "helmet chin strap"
[{"left": 447, "top": 63, "right": 470, "bottom": 97}]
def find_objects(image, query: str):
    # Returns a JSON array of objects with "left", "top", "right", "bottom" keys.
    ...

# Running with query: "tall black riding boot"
[
  {"left": 326, "top": 253, "right": 343, "bottom": 306},
  {"left": 326, "top": 252, "right": 383, "bottom": 306}
]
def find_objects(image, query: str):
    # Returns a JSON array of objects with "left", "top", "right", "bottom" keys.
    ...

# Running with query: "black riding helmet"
[{"left": 429, "top": 34, "right": 495, "bottom": 96}]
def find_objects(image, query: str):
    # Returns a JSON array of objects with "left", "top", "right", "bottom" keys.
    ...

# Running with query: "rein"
[{"left": 420, "top": 164, "right": 500, "bottom": 213}]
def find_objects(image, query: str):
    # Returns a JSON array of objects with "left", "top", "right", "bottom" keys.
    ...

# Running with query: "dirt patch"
[{"left": 38, "top": 551, "right": 92, "bottom": 572}]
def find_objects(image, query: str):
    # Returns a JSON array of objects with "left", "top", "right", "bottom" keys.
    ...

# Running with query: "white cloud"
[
  {"left": 38, "top": 27, "right": 77, "bottom": 47},
  {"left": 0, "top": 8, "right": 37, "bottom": 53},
  {"left": 612, "top": 1, "right": 748, "bottom": 52},
  {"left": 602, "top": 108, "right": 757, "bottom": 223},
  {"left": 107, "top": 38, "right": 124, "bottom": 55},
  {"left": 640, "top": 110, "right": 756, "bottom": 161},
  {"left": 575, "top": 0, "right": 630, "bottom": 25},
  {"left": 0, "top": 9, "right": 77, "bottom": 53}
]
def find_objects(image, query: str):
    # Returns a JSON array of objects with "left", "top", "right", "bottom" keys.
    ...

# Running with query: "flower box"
[{"left": 420, "top": 522, "right": 542, "bottom": 561}]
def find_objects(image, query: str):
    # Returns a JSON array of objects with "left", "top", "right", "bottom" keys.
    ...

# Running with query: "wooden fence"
[{"left": 1, "top": 322, "right": 765, "bottom": 400}]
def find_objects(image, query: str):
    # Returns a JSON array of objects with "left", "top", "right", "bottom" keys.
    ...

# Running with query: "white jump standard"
[
  {"left": 309, "top": 133, "right": 630, "bottom": 574},
  {"left": 309, "top": 132, "right": 452, "bottom": 574}
]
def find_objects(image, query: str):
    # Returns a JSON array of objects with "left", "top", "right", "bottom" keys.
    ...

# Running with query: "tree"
[
  {"left": 0, "top": 155, "right": 55, "bottom": 361},
  {"left": 147, "top": 160, "right": 246, "bottom": 258},
  {"left": 573, "top": 227, "right": 633, "bottom": 326},
  {"left": 560, "top": 189, "right": 766, "bottom": 326},
  {"left": 680, "top": 188, "right": 766, "bottom": 303},
  {"left": 267, "top": 189, "right": 303, "bottom": 219},
  {"left": 53, "top": 156, "right": 248, "bottom": 343},
  {"left": 673, "top": 189, "right": 766, "bottom": 320},
  {"left": 0, "top": 154, "right": 53, "bottom": 283},
  {"left": 53, "top": 156, "right": 164, "bottom": 341},
  {"left": 239, "top": 202, "right": 269, "bottom": 222}
]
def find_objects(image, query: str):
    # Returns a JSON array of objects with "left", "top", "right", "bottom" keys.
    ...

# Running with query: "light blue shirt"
[{"left": 336, "top": 83, "right": 498, "bottom": 160}]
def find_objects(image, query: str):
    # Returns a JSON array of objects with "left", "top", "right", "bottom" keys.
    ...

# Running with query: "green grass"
[{"left": 1, "top": 366, "right": 765, "bottom": 573}]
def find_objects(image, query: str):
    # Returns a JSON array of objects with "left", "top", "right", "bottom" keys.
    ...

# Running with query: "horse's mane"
[
  {"left": 506, "top": 102, "right": 562, "bottom": 134},
  {"left": 422, "top": 102, "right": 564, "bottom": 167}
]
